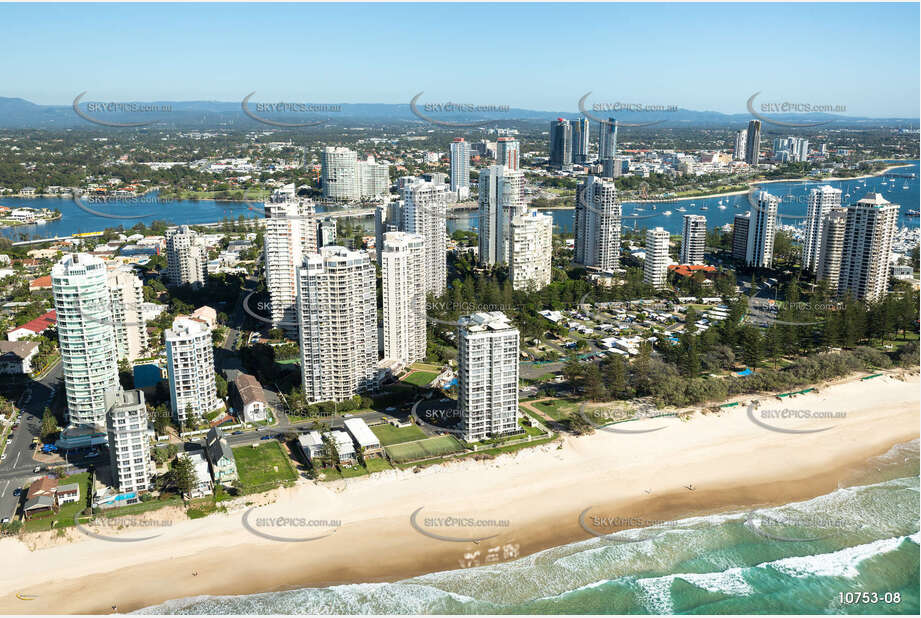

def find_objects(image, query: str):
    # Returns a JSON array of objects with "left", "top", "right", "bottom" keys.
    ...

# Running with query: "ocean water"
[{"left": 137, "top": 440, "right": 920, "bottom": 615}]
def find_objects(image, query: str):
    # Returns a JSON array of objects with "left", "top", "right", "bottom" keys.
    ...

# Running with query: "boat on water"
[
  {"left": 718, "top": 205, "right": 727, "bottom": 210},
  {"left": 676, "top": 206, "right": 687, "bottom": 212},
  {"left": 663, "top": 210, "right": 672, "bottom": 215},
  {"left": 905, "top": 209, "right": 919, "bottom": 217},
  {"left": 700, "top": 205, "right": 709, "bottom": 211}
]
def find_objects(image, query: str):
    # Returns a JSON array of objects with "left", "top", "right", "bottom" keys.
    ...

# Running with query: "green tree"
[
  {"left": 40, "top": 407, "right": 59, "bottom": 442},
  {"left": 170, "top": 456, "right": 196, "bottom": 498}
]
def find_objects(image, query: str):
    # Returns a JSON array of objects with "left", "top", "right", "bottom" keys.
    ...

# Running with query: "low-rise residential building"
[
  {"left": 327, "top": 430, "right": 357, "bottom": 466},
  {"left": 233, "top": 373, "right": 268, "bottom": 423},
  {"left": 6, "top": 309, "right": 56, "bottom": 341},
  {"left": 204, "top": 427, "right": 238, "bottom": 484},
  {"left": 182, "top": 452, "right": 213, "bottom": 498},
  {"left": 297, "top": 431, "right": 327, "bottom": 463},
  {"left": 0, "top": 341, "right": 39, "bottom": 374},
  {"left": 343, "top": 418, "right": 383, "bottom": 458}
]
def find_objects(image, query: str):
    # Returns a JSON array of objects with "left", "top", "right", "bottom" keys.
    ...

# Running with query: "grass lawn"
[
  {"left": 371, "top": 423, "right": 428, "bottom": 446},
  {"left": 364, "top": 458, "right": 393, "bottom": 473},
  {"left": 531, "top": 399, "right": 579, "bottom": 420},
  {"left": 519, "top": 419, "right": 545, "bottom": 437},
  {"left": 409, "top": 362, "right": 443, "bottom": 372},
  {"left": 22, "top": 472, "right": 90, "bottom": 533},
  {"left": 401, "top": 370, "right": 439, "bottom": 387},
  {"left": 232, "top": 441, "right": 298, "bottom": 488}
]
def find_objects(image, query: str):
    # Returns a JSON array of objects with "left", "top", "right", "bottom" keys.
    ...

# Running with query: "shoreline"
[{"left": 0, "top": 371, "right": 917, "bottom": 614}]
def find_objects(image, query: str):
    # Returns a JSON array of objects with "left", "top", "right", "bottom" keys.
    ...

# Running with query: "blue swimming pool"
[{"left": 133, "top": 364, "right": 163, "bottom": 388}]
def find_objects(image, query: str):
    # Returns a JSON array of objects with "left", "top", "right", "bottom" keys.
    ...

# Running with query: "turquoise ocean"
[{"left": 137, "top": 440, "right": 919, "bottom": 615}]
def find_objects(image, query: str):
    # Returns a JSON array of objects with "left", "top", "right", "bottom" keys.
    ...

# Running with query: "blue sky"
[{"left": 2, "top": 2, "right": 919, "bottom": 117}]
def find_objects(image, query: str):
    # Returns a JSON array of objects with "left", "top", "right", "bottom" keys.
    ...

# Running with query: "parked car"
[
  {"left": 12, "top": 488, "right": 21, "bottom": 497},
  {"left": 260, "top": 435, "right": 272, "bottom": 441},
  {"left": 86, "top": 449, "right": 100, "bottom": 458},
  {"left": 33, "top": 466, "right": 41, "bottom": 473}
]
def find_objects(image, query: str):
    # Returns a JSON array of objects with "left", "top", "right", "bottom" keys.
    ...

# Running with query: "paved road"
[{"left": 0, "top": 362, "right": 64, "bottom": 520}]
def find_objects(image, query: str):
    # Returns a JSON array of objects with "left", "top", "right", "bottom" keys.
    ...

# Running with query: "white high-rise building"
[
  {"left": 402, "top": 179, "right": 447, "bottom": 297},
  {"left": 802, "top": 185, "right": 842, "bottom": 272},
  {"left": 496, "top": 137, "right": 520, "bottom": 171},
  {"left": 165, "top": 226, "right": 207, "bottom": 287},
  {"left": 733, "top": 130, "right": 747, "bottom": 161},
  {"left": 815, "top": 208, "right": 848, "bottom": 294},
  {"left": 680, "top": 214, "right": 707, "bottom": 265},
  {"left": 457, "top": 312, "right": 519, "bottom": 442},
  {"left": 574, "top": 176, "right": 621, "bottom": 272},
  {"left": 838, "top": 193, "right": 899, "bottom": 302},
  {"left": 746, "top": 191, "right": 778, "bottom": 268},
  {"left": 449, "top": 138, "right": 470, "bottom": 197},
  {"left": 509, "top": 209, "right": 553, "bottom": 291},
  {"left": 52, "top": 253, "right": 120, "bottom": 428},
  {"left": 477, "top": 165, "right": 525, "bottom": 265},
  {"left": 263, "top": 184, "right": 317, "bottom": 334},
  {"left": 381, "top": 232, "right": 427, "bottom": 368},
  {"left": 321, "top": 146, "right": 360, "bottom": 201},
  {"left": 297, "top": 246, "right": 378, "bottom": 403},
  {"left": 321, "top": 147, "right": 390, "bottom": 201},
  {"left": 105, "top": 389, "right": 152, "bottom": 494},
  {"left": 166, "top": 316, "right": 221, "bottom": 425},
  {"left": 643, "top": 227, "right": 671, "bottom": 289},
  {"left": 107, "top": 267, "right": 148, "bottom": 361},
  {"left": 359, "top": 156, "right": 390, "bottom": 199}
]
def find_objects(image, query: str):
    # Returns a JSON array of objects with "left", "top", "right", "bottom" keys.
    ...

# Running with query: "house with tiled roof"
[{"left": 7, "top": 309, "right": 56, "bottom": 341}]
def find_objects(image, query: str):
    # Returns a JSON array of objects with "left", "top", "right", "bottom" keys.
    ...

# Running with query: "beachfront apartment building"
[
  {"left": 52, "top": 253, "right": 120, "bottom": 429},
  {"left": 496, "top": 137, "right": 520, "bottom": 170},
  {"left": 457, "top": 312, "right": 520, "bottom": 442},
  {"left": 449, "top": 138, "right": 470, "bottom": 198},
  {"left": 802, "top": 185, "right": 842, "bottom": 272},
  {"left": 381, "top": 231, "right": 427, "bottom": 369},
  {"left": 105, "top": 388, "right": 152, "bottom": 494},
  {"left": 165, "top": 316, "right": 222, "bottom": 424},
  {"left": 815, "top": 208, "right": 848, "bottom": 294},
  {"left": 401, "top": 179, "right": 447, "bottom": 297},
  {"left": 838, "top": 193, "right": 900, "bottom": 302},
  {"left": 643, "top": 227, "right": 671, "bottom": 289},
  {"left": 574, "top": 175, "right": 621, "bottom": 273},
  {"left": 478, "top": 164, "right": 525, "bottom": 265},
  {"left": 746, "top": 191, "right": 777, "bottom": 268},
  {"left": 263, "top": 185, "right": 317, "bottom": 335},
  {"left": 731, "top": 213, "right": 750, "bottom": 261},
  {"left": 165, "top": 225, "right": 207, "bottom": 287},
  {"left": 107, "top": 267, "right": 148, "bottom": 361},
  {"left": 680, "top": 214, "right": 707, "bottom": 265},
  {"left": 509, "top": 209, "right": 553, "bottom": 291},
  {"left": 297, "top": 246, "right": 379, "bottom": 403}
]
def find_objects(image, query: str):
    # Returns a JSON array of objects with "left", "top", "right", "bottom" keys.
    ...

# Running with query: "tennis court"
[{"left": 385, "top": 435, "right": 464, "bottom": 463}]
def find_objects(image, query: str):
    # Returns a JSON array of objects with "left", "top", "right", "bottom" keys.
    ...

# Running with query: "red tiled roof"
[
  {"left": 669, "top": 264, "right": 718, "bottom": 278},
  {"left": 13, "top": 310, "right": 57, "bottom": 334},
  {"left": 29, "top": 275, "right": 52, "bottom": 290}
]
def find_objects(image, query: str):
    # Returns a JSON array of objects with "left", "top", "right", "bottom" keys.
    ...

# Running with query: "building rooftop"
[
  {"left": 343, "top": 418, "right": 381, "bottom": 449},
  {"left": 234, "top": 373, "right": 266, "bottom": 406}
]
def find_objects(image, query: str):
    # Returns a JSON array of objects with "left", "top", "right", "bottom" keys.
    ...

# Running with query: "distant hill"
[{"left": 0, "top": 96, "right": 916, "bottom": 130}]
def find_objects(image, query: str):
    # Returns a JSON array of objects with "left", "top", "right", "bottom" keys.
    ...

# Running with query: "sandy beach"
[{"left": 0, "top": 371, "right": 918, "bottom": 615}]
